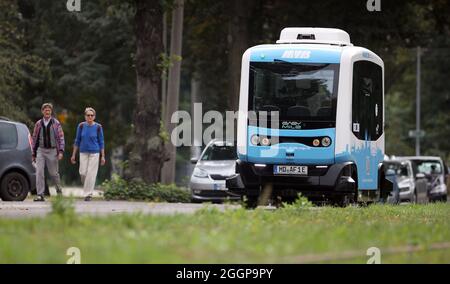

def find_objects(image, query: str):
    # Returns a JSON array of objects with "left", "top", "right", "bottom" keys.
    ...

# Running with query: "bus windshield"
[{"left": 249, "top": 62, "right": 339, "bottom": 123}]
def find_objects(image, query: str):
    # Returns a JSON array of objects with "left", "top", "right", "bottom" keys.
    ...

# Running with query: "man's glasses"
[{"left": 85, "top": 114, "right": 95, "bottom": 117}]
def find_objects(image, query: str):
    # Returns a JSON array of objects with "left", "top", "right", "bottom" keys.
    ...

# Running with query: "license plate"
[
  {"left": 213, "top": 183, "right": 227, "bottom": 190},
  {"left": 274, "top": 165, "right": 308, "bottom": 175}
]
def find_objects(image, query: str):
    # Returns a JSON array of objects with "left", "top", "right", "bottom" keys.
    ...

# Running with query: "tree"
[
  {"left": 226, "top": 0, "right": 257, "bottom": 111},
  {"left": 0, "top": 0, "right": 50, "bottom": 125},
  {"left": 126, "top": 0, "right": 167, "bottom": 183}
]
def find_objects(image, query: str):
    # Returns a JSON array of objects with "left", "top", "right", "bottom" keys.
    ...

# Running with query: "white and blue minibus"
[{"left": 227, "top": 28, "right": 392, "bottom": 206}]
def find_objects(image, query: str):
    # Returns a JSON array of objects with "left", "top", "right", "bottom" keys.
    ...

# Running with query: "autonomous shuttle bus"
[{"left": 227, "top": 28, "right": 392, "bottom": 206}]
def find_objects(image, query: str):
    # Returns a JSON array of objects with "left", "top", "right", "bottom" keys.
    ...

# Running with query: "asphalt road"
[
  {"left": 0, "top": 200, "right": 240, "bottom": 218},
  {"left": 0, "top": 187, "right": 447, "bottom": 218}
]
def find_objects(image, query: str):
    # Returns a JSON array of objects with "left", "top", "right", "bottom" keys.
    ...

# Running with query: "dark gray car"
[{"left": 0, "top": 118, "right": 36, "bottom": 201}]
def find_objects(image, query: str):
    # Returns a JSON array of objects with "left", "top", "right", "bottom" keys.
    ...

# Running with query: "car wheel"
[{"left": 0, "top": 172, "right": 30, "bottom": 201}]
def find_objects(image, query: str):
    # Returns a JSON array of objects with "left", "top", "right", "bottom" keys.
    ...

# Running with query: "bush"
[{"left": 102, "top": 175, "right": 190, "bottom": 203}]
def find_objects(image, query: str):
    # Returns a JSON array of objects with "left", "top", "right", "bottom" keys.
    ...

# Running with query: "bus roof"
[{"left": 276, "top": 28, "right": 352, "bottom": 46}]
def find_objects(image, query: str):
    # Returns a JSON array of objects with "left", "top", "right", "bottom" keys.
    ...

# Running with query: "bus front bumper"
[{"left": 226, "top": 160, "right": 356, "bottom": 199}]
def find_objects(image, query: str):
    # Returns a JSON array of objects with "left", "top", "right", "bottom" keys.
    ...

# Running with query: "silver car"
[
  {"left": 189, "top": 140, "right": 240, "bottom": 202},
  {"left": 404, "top": 156, "right": 448, "bottom": 202},
  {"left": 384, "top": 160, "right": 420, "bottom": 203}
]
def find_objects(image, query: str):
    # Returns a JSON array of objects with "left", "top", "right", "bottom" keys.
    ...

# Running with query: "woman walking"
[{"left": 71, "top": 107, "right": 105, "bottom": 201}]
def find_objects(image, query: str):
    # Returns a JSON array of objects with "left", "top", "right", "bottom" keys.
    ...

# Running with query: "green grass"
[{"left": 0, "top": 203, "right": 449, "bottom": 263}]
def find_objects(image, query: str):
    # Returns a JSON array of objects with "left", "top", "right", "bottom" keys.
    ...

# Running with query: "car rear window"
[{"left": 0, "top": 122, "right": 18, "bottom": 149}]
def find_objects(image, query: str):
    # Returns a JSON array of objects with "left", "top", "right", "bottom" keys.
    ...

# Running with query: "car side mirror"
[
  {"left": 190, "top": 157, "right": 198, "bottom": 164},
  {"left": 415, "top": 173, "right": 426, "bottom": 179}
]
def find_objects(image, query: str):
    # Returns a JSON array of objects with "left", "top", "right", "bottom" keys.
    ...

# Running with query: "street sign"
[{"left": 408, "top": 130, "right": 425, "bottom": 138}]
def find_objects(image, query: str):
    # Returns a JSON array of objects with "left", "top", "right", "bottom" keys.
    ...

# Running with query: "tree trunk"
[
  {"left": 227, "top": 0, "right": 253, "bottom": 111},
  {"left": 161, "top": 0, "right": 184, "bottom": 184},
  {"left": 127, "top": 0, "right": 166, "bottom": 183}
]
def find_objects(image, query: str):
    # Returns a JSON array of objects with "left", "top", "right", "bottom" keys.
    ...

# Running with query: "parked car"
[
  {"left": 384, "top": 159, "right": 421, "bottom": 203},
  {"left": 189, "top": 140, "right": 240, "bottom": 202},
  {"left": 404, "top": 156, "right": 448, "bottom": 202},
  {"left": 0, "top": 117, "right": 36, "bottom": 201}
]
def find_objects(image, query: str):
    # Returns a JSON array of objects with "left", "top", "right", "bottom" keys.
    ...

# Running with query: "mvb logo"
[
  {"left": 281, "top": 50, "right": 311, "bottom": 59},
  {"left": 67, "top": 0, "right": 81, "bottom": 12}
]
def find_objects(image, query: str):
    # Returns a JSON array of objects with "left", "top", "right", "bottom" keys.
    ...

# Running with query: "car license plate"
[
  {"left": 274, "top": 165, "right": 308, "bottom": 175},
  {"left": 213, "top": 183, "right": 227, "bottom": 190}
]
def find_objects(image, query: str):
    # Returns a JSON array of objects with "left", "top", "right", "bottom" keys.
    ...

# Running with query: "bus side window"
[{"left": 352, "top": 60, "right": 383, "bottom": 141}]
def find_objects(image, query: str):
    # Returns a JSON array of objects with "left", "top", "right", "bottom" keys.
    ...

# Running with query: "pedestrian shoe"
[
  {"left": 84, "top": 195, "right": 92, "bottom": 202},
  {"left": 56, "top": 189, "right": 63, "bottom": 196},
  {"left": 33, "top": 195, "right": 45, "bottom": 202}
]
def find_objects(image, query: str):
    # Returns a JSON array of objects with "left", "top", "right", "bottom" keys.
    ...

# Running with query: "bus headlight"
[
  {"left": 260, "top": 137, "right": 271, "bottom": 146},
  {"left": 251, "top": 135, "right": 260, "bottom": 145},
  {"left": 321, "top": 137, "right": 331, "bottom": 147},
  {"left": 313, "top": 139, "right": 320, "bottom": 147}
]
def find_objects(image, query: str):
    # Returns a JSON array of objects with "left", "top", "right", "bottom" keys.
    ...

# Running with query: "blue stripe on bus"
[
  {"left": 250, "top": 48, "right": 341, "bottom": 63},
  {"left": 335, "top": 141, "right": 384, "bottom": 190}
]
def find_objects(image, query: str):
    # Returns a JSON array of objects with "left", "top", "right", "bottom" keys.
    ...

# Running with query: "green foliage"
[
  {"left": 102, "top": 174, "right": 190, "bottom": 202},
  {"left": 159, "top": 119, "right": 170, "bottom": 143},
  {"left": 281, "top": 194, "right": 313, "bottom": 210},
  {"left": 51, "top": 195, "right": 76, "bottom": 220},
  {"left": 0, "top": 0, "right": 50, "bottom": 125},
  {"left": 158, "top": 53, "right": 182, "bottom": 76}
]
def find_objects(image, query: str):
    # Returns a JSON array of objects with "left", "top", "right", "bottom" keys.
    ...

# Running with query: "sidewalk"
[{"left": 47, "top": 186, "right": 103, "bottom": 198}]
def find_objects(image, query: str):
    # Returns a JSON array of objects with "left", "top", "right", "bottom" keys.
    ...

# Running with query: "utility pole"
[
  {"left": 416, "top": 46, "right": 421, "bottom": 156},
  {"left": 161, "top": 12, "right": 168, "bottom": 120},
  {"left": 161, "top": 0, "right": 184, "bottom": 184}
]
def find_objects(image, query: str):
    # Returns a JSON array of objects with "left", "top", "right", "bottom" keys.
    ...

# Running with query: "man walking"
[{"left": 31, "top": 103, "right": 65, "bottom": 201}]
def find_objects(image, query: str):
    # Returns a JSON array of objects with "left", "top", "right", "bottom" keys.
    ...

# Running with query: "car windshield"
[
  {"left": 201, "top": 145, "right": 237, "bottom": 161},
  {"left": 411, "top": 160, "right": 442, "bottom": 175},
  {"left": 385, "top": 162, "right": 408, "bottom": 177},
  {"left": 248, "top": 62, "right": 339, "bottom": 121}
]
